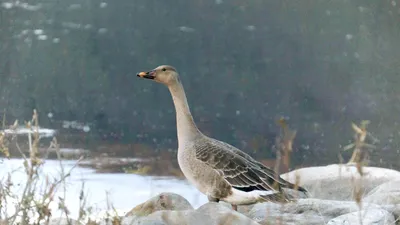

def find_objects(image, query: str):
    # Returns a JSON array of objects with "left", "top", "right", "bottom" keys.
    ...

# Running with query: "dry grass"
[{"left": 0, "top": 110, "right": 124, "bottom": 225}]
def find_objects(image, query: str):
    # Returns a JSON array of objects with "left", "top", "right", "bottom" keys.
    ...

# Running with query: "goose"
[{"left": 136, "top": 65, "right": 308, "bottom": 210}]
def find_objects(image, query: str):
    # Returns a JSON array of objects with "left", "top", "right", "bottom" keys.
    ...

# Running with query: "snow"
[
  {"left": 2, "top": 2, "right": 42, "bottom": 11},
  {"left": 1, "top": 2, "right": 13, "bottom": 9},
  {"left": 98, "top": 28, "right": 108, "bottom": 34},
  {"left": 0, "top": 158, "right": 208, "bottom": 223},
  {"left": 178, "top": 26, "right": 195, "bottom": 33},
  {"left": 33, "top": 29, "right": 44, "bottom": 35},
  {"left": 282, "top": 164, "right": 400, "bottom": 182},
  {"left": 1, "top": 126, "right": 56, "bottom": 138},
  {"left": 37, "top": 35, "right": 47, "bottom": 40},
  {"left": 100, "top": 2, "right": 108, "bottom": 8},
  {"left": 62, "top": 120, "right": 91, "bottom": 132}
]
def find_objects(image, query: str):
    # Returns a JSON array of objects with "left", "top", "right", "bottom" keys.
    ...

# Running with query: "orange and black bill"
[{"left": 136, "top": 70, "right": 156, "bottom": 79}]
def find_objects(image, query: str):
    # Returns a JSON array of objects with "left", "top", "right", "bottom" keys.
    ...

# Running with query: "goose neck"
[{"left": 168, "top": 81, "right": 201, "bottom": 145}]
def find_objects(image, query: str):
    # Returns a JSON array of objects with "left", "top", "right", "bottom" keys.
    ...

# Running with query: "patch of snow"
[
  {"left": 98, "top": 28, "right": 108, "bottom": 34},
  {"left": 20, "top": 29, "right": 29, "bottom": 35},
  {"left": 345, "top": 34, "right": 353, "bottom": 40},
  {"left": 33, "top": 29, "right": 44, "bottom": 35},
  {"left": 84, "top": 24, "right": 93, "bottom": 30},
  {"left": 16, "top": 2, "right": 41, "bottom": 11},
  {"left": 53, "top": 38, "right": 60, "bottom": 43},
  {"left": 0, "top": 159, "right": 207, "bottom": 222},
  {"left": 62, "top": 22, "right": 82, "bottom": 29},
  {"left": 68, "top": 4, "right": 82, "bottom": 10},
  {"left": 1, "top": 2, "right": 13, "bottom": 9},
  {"left": 62, "top": 120, "right": 91, "bottom": 132},
  {"left": 24, "top": 38, "right": 32, "bottom": 44},
  {"left": 245, "top": 25, "right": 256, "bottom": 31},
  {"left": 83, "top": 125, "right": 90, "bottom": 132},
  {"left": 1, "top": 126, "right": 56, "bottom": 138},
  {"left": 99, "top": 2, "right": 108, "bottom": 8},
  {"left": 37, "top": 35, "right": 47, "bottom": 40},
  {"left": 179, "top": 26, "right": 195, "bottom": 32}
]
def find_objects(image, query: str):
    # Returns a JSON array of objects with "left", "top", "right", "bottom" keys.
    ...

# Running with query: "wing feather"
[{"left": 194, "top": 137, "right": 282, "bottom": 194}]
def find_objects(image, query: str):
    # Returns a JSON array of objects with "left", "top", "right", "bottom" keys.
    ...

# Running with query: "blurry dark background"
[{"left": 1, "top": 0, "right": 399, "bottom": 169}]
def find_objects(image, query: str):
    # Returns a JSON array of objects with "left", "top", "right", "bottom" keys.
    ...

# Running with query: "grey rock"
[
  {"left": 121, "top": 215, "right": 167, "bottom": 225},
  {"left": 244, "top": 198, "right": 384, "bottom": 225},
  {"left": 327, "top": 208, "right": 395, "bottom": 225},
  {"left": 364, "top": 179, "right": 400, "bottom": 205},
  {"left": 196, "top": 202, "right": 260, "bottom": 225},
  {"left": 281, "top": 164, "right": 400, "bottom": 201},
  {"left": 130, "top": 210, "right": 212, "bottom": 225},
  {"left": 381, "top": 204, "right": 400, "bottom": 220},
  {"left": 124, "top": 202, "right": 259, "bottom": 225},
  {"left": 125, "top": 192, "right": 193, "bottom": 217}
]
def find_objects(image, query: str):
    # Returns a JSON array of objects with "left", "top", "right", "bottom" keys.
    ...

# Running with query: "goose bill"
[{"left": 136, "top": 70, "right": 155, "bottom": 79}]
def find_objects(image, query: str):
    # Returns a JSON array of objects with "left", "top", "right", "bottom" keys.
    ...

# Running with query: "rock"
[
  {"left": 125, "top": 192, "right": 193, "bottom": 217},
  {"left": 196, "top": 202, "right": 260, "bottom": 225},
  {"left": 381, "top": 204, "right": 400, "bottom": 221},
  {"left": 281, "top": 164, "right": 400, "bottom": 201},
  {"left": 363, "top": 179, "right": 400, "bottom": 223},
  {"left": 244, "top": 198, "right": 384, "bottom": 225},
  {"left": 123, "top": 202, "right": 259, "bottom": 225},
  {"left": 128, "top": 210, "right": 212, "bottom": 225},
  {"left": 364, "top": 179, "right": 400, "bottom": 205},
  {"left": 327, "top": 208, "right": 395, "bottom": 225}
]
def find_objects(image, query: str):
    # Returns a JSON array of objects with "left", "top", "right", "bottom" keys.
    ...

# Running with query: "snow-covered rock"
[{"left": 280, "top": 164, "right": 400, "bottom": 201}]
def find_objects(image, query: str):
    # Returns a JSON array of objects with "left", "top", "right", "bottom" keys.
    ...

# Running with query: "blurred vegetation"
[{"left": 1, "top": 0, "right": 400, "bottom": 169}]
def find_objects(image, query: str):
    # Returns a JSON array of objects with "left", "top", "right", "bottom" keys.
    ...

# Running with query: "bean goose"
[{"left": 136, "top": 65, "right": 308, "bottom": 210}]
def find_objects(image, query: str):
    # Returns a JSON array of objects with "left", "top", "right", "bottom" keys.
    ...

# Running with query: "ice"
[
  {"left": 0, "top": 158, "right": 207, "bottom": 222},
  {"left": 1, "top": 126, "right": 56, "bottom": 138}
]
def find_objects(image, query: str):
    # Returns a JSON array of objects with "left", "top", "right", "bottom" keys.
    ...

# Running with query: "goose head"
[{"left": 136, "top": 65, "right": 179, "bottom": 86}]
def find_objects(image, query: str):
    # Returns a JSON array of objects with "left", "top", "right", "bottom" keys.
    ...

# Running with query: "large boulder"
[
  {"left": 195, "top": 202, "right": 260, "bottom": 225},
  {"left": 125, "top": 192, "right": 194, "bottom": 217},
  {"left": 124, "top": 202, "right": 259, "bottom": 225},
  {"left": 244, "top": 198, "right": 383, "bottom": 225},
  {"left": 363, "top": 179, "right": 400, "bottom": 223},
  {"left": 327, "top": 208, "right": 395, "bottom": 225},
  {"left": 363, "top": 179, "right": 400, "bottom": 205},
  {"left": 281, "top": 164, "right": 400, "bottom": 201}
]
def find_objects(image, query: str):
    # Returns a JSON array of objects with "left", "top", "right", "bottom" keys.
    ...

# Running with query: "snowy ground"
[{"left": 0, "top": 158, "right": 208, "bottom": 221}]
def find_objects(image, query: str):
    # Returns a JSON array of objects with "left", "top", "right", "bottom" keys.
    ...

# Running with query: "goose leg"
[{"left": 231, "top": 204, "right": 238, "bottom": 211}]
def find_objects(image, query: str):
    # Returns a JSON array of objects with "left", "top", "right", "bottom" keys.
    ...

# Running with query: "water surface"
[{"left": 0, "top": 158, "right": 208, "bottom": 220}]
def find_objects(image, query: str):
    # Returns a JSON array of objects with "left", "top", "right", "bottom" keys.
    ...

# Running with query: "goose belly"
[{"left": 177, "top": 148, "right": 219, "bottom": 195}]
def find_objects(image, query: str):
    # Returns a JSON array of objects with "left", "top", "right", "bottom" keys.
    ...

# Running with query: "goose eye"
[{"left": 162, "top": 68, "right": 166, "bottom": 72}]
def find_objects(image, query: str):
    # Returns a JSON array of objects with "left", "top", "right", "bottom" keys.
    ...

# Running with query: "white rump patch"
[{"left": 222, "top": 188, "right": 278, "bottom": 205}]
